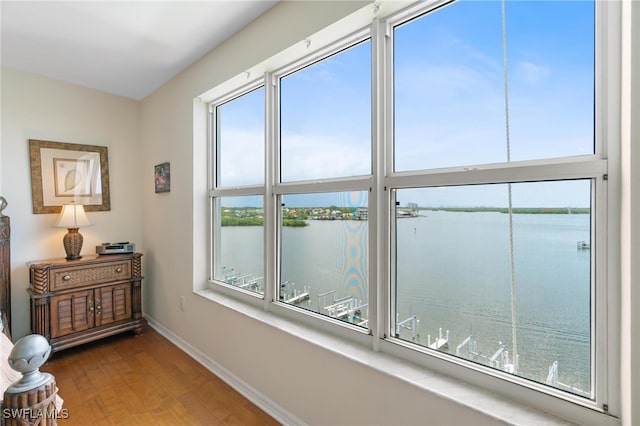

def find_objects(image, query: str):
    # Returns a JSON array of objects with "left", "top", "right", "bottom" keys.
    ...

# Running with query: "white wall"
[
  {"left": 620, "top": 0, "right": 640, "bottom": 423},
  {"left": 0, "top": 67, "right": 143, "bottom": 339}
]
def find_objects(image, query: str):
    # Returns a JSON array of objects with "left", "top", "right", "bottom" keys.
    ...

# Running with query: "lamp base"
[{"left": 63, "top": 227, "right": 84, "bottom": 260}]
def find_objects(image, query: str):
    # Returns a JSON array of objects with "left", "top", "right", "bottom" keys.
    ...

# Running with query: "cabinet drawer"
[{"left": 52, "top": 260, "right": 132, "bottom": 291}]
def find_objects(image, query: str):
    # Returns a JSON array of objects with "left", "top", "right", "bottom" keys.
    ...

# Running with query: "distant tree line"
[
  {"left": 221, "top": 217, "right": 307, "bottom": 227},
  {"left": 424, "top": 207, "right": 590, "bottom": 214}
]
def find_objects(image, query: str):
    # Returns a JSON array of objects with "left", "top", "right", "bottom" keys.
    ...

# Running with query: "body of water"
[{"left": 219, "top": 210, "right": 591, "bottom": 396}]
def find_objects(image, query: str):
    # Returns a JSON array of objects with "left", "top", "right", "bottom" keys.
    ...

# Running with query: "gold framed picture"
[{"left": 29, "top": 139, "right": 111, "bottom": 214}]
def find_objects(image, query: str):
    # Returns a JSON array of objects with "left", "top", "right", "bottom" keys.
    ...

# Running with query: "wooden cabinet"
[{"left": 28, "top": 253, "right": 143, "bottom": 352}]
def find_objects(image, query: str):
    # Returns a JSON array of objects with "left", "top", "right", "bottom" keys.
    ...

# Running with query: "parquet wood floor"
[{"left": 43, "top": 324, "right": 280, "bottom": 425}]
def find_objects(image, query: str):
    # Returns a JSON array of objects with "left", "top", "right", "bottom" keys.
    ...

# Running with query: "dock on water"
[{"left": 286, "top": 290, "right": 310, "bottom": 304}]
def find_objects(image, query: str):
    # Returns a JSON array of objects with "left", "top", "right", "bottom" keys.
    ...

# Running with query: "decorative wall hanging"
[
  {"left": 29, "top": 139, "right": 110, "bottom": 214},
  {"left": 154, "top": 162, "right": 170, "bottom": 193}
]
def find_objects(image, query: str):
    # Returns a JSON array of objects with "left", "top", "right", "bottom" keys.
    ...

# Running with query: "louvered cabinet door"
[
  {"left": 50, "top": 289, "right": 95, "bottom": 338},
  {"left": 96, "top": 282, "right": 132, "bottom": 327}
]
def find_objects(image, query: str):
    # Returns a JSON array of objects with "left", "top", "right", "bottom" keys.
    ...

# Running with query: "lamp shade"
[
  {"left": 54, "top": 202, "right": 92, "bottom": 260},
  {"left": 53, "top": 202, "right": 93, "bottom": 229}
]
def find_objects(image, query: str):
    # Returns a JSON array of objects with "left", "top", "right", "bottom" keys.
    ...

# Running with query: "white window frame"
[
  {"left": 378, "top": 0, "right": 617, "bottom": 418},
  {"left": 267, "top": 27, "right": 376, "bottom": 340},
  {"left": 204, "top": 0, "right": 622, "bottom": 422}
]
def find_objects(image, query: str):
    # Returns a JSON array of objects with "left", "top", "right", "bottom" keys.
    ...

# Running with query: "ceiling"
[{"left": 1, "top": 1, "right": 278, "bottom": 100}]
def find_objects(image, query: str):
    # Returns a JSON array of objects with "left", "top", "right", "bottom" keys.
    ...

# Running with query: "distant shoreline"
[
  {"left": 220, "top": 206, "right": 590, "bottom": 227},
  {"left": 222, "top": 217, "right": 308, "bottom": 227},
  {"left": 420, "top": 207, "right": 590, "bottom": 214}
]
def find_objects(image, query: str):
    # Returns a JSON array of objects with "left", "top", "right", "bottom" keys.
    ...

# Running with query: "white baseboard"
[{"left": 144, "top": 315, "right": 304, "bottom": 426}]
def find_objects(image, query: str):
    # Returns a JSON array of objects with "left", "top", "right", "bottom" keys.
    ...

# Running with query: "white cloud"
[
  {"left": 219, "top": 128, "right": 264, "bottom": 186},
  {"left": 281, "top": 132, "right": 370, "bottom": 182},
  {"left": 516, "top": 61, "right": 550, "bottom": 85},
  {"left": 220, "top": 128, "right": 371, "bottom": 185}
]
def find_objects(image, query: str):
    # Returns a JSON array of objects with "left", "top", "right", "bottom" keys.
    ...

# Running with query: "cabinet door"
[
  {"left": 96, "top": 283, "right": 131, "bottom": 327},
  {"left": 50, "top": 289, "right": 95, "bottom": 338}
]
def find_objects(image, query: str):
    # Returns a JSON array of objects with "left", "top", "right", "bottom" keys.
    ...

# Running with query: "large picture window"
[{"left": 207, "top": 0, "right": 615, "bottom": 421}]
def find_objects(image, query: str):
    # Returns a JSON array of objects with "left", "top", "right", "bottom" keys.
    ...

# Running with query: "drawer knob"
[
  {"left": 115, "top": 267, "right": 123, "bottom": 273},
  {"left": 62, "top": 275, "right": 71, "bottom": 281}
]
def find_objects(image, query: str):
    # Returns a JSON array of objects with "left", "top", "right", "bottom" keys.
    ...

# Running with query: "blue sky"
[
  {"left": 394, "top": 0, "right": 594, "bottom": 170},
  {"left": 217, "top": 0, "right": 595, "bottom": 209}
]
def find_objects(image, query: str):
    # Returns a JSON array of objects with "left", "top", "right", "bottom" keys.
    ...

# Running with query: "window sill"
[{"left": 195, "top": 288, "right": 603, "bottom": 426}]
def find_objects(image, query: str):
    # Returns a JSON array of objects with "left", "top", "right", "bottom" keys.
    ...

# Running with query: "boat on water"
[
  {"left": 397, "top": 209, "right": 419, "bottom": 218},
  {"left": 577, "top": 240, "right": 590, "bottom": 249}
]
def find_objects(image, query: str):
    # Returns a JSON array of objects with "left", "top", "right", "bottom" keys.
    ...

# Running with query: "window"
[
  {"left": 389, "top": 0, "right": 598, "bottom": 400},
  {"left": 275, "top": 36, "right": 372, "bottom": 325},
  {"left": 207, "top": 0, "right": 616, "bottom": 420},
  {"left": 210, "top": 85, "right": 265, "bottom": 296}
]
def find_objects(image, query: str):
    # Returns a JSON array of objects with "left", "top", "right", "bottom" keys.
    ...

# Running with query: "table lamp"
[{"left": 53, "top": 201, "right": 93, "bottom": 260}]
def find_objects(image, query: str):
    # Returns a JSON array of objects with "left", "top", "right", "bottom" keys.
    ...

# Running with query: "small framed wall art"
[{"left": 154, "top": 162, "right": 170, "bottom": 193}]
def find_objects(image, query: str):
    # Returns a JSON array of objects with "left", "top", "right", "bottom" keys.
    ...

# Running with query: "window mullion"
[
  {"left": 264, "top": 71, "right": 277, "bottom": 307},
  {"left": 210, "top": 186, "right": 265, "bottom": 198},
  {"left": 386, "top": 157, "right": 607, "bottom": 190},
  {"left": 272, "top": 178, "right": 372, "bottom": 195},
  {"left": 370, "top": 17, "right": 381, "bottom": 348},
  {"left": 207, "top": 106, "right": 215, "bottom": 283},
  {"left": 372, "top": 16, "right": 391, "bottom": 349},
  {"left": 598, "top": 0, "right": 621, "bottom": 416}
]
